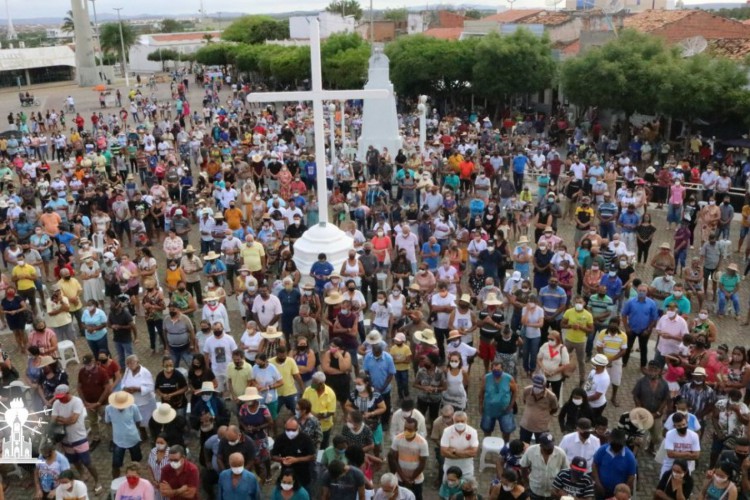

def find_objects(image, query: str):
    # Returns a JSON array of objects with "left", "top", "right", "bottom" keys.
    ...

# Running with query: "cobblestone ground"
[{"left": 0, "top": 78, "right": 744, "bottom": 499}]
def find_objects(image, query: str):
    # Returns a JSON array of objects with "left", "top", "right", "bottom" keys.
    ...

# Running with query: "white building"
[
  {"left": 289, "top": 12, "right": 355, "bottom": 40},
  {"left": 128, "top": 30, "right": 222, "bottom": 74},
  {"left": 45, "top": 28, "right": 74, "bottom": 40}
]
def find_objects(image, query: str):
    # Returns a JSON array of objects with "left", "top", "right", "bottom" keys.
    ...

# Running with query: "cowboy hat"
[
  {"left": 237, "top": 386, "right": 263, "bottom": 402},
  {"left": 152, "top": 403, "right": 177, "bottom": 424},
  {"left": 203, "top": 292, "right": 220, "bottom": 302},
  {"left": 447, "top": 330, "right": 462, "bottom": 341},
  {"left": 108, "top": 390, "right": 135, "bottom": 410},
  {"left": 204, "top": 251, "right": 220, "bottom": 260},
  {"left": 629, "top": 407, "right": 654, "bottom": 431},
  {"left": 518, "top": 236, "right": 529, "bottom": 244},
  {"left": 414, "top": 329, "right": 437, "bottom": 345},
  {"left": 458, "top": 293, "right": 472, "bottom": 304},
  {"left": 324, "top": 291, "right": 344, "bottom": 305},
  {"left": 197, "top": 381, "right": 218, "bottom": 394},
  {"left": 251, "top": 153, "right": 264, "bottom": 163},
  {"left": 261, "top": 325, "right": 283, "bottom": 339},
  {"left": 484, "top": 293, "right": 503, "bottom": 306},
  {"left": 365, "top": 330, "right": 383, "bottom": 345},
  {"left": 591, "top": 354, "right": 609, "bottom": 367}
]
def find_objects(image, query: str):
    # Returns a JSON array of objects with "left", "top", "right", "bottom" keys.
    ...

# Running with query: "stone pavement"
[{"left": 0, "top": 78, "right": 744, "bottom": 499}]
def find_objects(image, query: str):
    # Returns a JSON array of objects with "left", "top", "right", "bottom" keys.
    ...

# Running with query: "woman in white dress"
[
  {"left": 79, "top": 256, "right": 105, "bottom": 303},
  {"left": 441, "top": 351, "right": 468, "bottom": 411}
]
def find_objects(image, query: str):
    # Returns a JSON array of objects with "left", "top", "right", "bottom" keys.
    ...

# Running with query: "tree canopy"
[
  {"left": 159, "top": 19, "right": 185, "bottom": 33},
  {"left": 194, "top": 42, "right": 238, "bottom": 66},
  {"left": 325, "top": 0, "right": 363, "bottom": 20},
  {"left": 221, "top": 15, "right": 289, "bottom": 45},
  {"left": 383, "top": 8, "right": 408, "bottom": 22},
  {"left": 99, "top": 22, "right": 137, "bottom": 61}
]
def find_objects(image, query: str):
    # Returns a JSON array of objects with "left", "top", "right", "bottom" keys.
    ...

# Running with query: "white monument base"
[{"left": 292, "top": 223, "right": 354, "bottom": 276}]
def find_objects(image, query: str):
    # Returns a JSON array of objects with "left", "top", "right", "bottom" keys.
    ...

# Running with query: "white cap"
[
  {"left": 103, "top": 252, "right": 115, "bottom": 260},
  {"left": 175, "top": 209, "right": 183, "bottom": 215}
]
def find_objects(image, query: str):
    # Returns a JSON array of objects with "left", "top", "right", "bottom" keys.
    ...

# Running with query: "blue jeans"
[
  {"left": 395, "top": 370, "right": 409, "bottom": 399},
  {"left": 675, "top": 248, "right": 688, "bottom": 269},
  {"left": 667, "top": 204, "right": 683, "bottom": 224},
  {"left": 169, "top": 344, "right": 194, "bottom": 368},
  {"left": 86, "top": 336, "right": 110, "bottom": 357},
  {"left": 599, "top": 221, "right": 616, "bottom": 240},
  {"left": 277, "top": 394, "right": 298, "bottom": 414},
  {"left": 523, "top": 336, "right": 541, "bottom": 374},
  {"left": 114, "top": 341, "right": 134, "bottom": 368},
  {"left": 718, "top": 290, "right": 740, "bottom": 316}
]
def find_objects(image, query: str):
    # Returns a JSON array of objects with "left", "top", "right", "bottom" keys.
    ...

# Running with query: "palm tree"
[
  {"left": 61, "top": 10, "right": 74, "bottom": 33},
  {"left": 99, "top": 21, "right": 137, "bottom": 76}
]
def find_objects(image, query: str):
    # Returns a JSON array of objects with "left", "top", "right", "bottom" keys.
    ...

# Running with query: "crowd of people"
[{"left": 0, "top": 74, "right": 748, "bottom": 500}]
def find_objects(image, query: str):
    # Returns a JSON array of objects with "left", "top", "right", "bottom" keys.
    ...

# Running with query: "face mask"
[
  {"left": 549, "top": 340, "right": 557, "bottom": 347},
  {"left": 488, "top": 246, "right": 495, "bottom": 252},
  {"left": 521, "top": 287, "right": 530, "bottom": 293},
  {"left": 341, "top": 309, "right": 350, "bottom": 315},
  {"left": 637, "top": 291, "right": 647, "bottom": 299},
  {"left": 676, "top": 427, "right": 688, "bottom": 435},
  {"left": 231, "top": 466, "right": 244, "bottom": 475},
  {"left": 404, "top": 430, "right": 417, "bottom": 440},
  {"left": 454, "top": 423, "right": 466, "bottom": 432},
  {"left": 201, "top": 394, "right": 212, "bottom": 402},
  {"left": 608, "top": 271, "right": 616, "bottom": 277},
  {"left": 16, "top": 260, "right": 24, "bottom": 267},
  {"left": 592, "top": 266, "right": 599, "bottom": 272},
  {"left": 450, "top": 340, "right": 460, "bottom": 347},
  {"left": 714, "top": 477, "right": 728, "bottom": 486},
  {"left": 356, "top": 384, "right": 366, "bottom": 392},
  {"left": 533, "top": 386, "right": 544, "bottom": 394},
  {"left": 575, "top": 303, "right": 584, "bottom": 312},
  {"left": 213, "top": 330, "right": 223, "bottom": 337},
  {"left": 281, "top": 483, "right": 294, "bottom": 491},
  {"left": 709, "top": 201, "right": 716, "bottom": 206},
  {"left": 502, "top": 484, "right": 514, "bottom": 492},
  {"left": 127, "top": 476, "right": 139, "bottom": 488},
  {"left": 664, "top": 275, "right": 672, "bottom": 281},
  {"left": 156, "top": 443, "right": 167, "bottom": 451},
  {"left": 449, "top": 361, "right": 460, "bottom": 368},
  {"left": 170, "top": 460, "right": 182, "bottom": 469},
  {"left": 667, "top": 311, "right": 677, "bottom": 319},
  {"left": 492, "top": 369, "right": 502, "bottom": 377},
  {"left": 539, "top": 245, "right": 547, "bottom": 251},
  {"left": 208, "top": 300, "right": 218, "bottom": 307},
  {"left": 699, "top": 313, "right": 708, "bottom": 320},
  {"left": 286, "top": 430, "right": 299, "bottom": 439},
  {"left": 392, "top": 290, "right": 401, "bottom": 296},
  {"left": 572, "top": 398, "right": 583, "bottom": 406}
]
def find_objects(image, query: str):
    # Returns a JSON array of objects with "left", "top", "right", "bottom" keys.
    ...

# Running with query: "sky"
[{"left": 14, "top": 0, "right": 734, "bottom": 19}]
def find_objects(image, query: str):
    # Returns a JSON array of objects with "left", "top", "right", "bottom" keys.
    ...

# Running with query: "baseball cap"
[
  {"left": 571, "top": 456, "right": 588, "bottom": 472},
  {"left": 537, "top": 432, "right": 554, "bottom": 447},
  {"left": 54, "top": 384, "right": 70, "bottom": 398},
  {"left": 532, "top": 374, "right": 546, "bottom": 387}
]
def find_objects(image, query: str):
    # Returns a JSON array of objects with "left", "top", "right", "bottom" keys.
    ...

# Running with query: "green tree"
[
  {"left": 269, "top": 47, "right": 311, "bottom": 86},
  {"left": 159, "top": 19, "right": 185, "bottom": 33},
  {"left": 194, "top": 42, "right": 238, "bottom": 66},
  {"left": 61, "top": 10, "right": 74, "bottom": 32},
  {"left": 324, "top": 45, "right": 370, "bottom": 88},
  {"left": 325, "top": 0, "right": 363, "bottom": 20},
  {"left": 465, "top": 9, "right": 484, "bottom": 19},
  {"left": 98, "top": 21, "right": 137, "bottom": 61},
  {"left": 221, "top": 15, "right": 289, "bottom": 45},
  {"left": 147, "top": 48, "right": 180, "bottom": 71},
  {"left": 383, "top": 8, "right": 408, "bottom": 22},
  {"left": 658, "top": 54, "right": 749, "bottom": 137},
  {"left": 561, "top": 29, "right": 671, "bottom": 123},
  {"left": 472, "top": 30, "right": 556, "bottom": 107},
  {"left": 322, "top": 32, "right": 365, "bottom": 58}
]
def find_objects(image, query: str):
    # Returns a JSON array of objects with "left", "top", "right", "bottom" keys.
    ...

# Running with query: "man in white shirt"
[
  {"left": 252, "top": 284, "right": 283, "bottom": 329},
  {"left": 440, "top": 411, "right": 479, "bottom": 479},
  {"left": 585, "top": 354, "right": 611, "bottom": 418},
  {"left": 395, "top": 224, "right": 419, "bottom": 274},
  {"left": 558, "top": 418, "right": 600, "bottom": 471},
  {"left": 655, "top": 302, "right": 689, "bottom": 365},
  {"left": 203, "top": 324, "right": 238, "bottom": 393},
  {"left": 389, "top": 399, "right": 428, "bottom": 439},
  {"left": 660, "top": 412, "right": 701, "bottom": 476}
]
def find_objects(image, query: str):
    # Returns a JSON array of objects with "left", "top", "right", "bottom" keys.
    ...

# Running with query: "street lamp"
[
  {"left": 417, "top": 95, "right": 428, "bottom": 151},
  {"left": 113, "top": 7, "right": 129, "bottom": 87},
  {"left": 328, "top": 102, "right": 337, "bottom": 166}
]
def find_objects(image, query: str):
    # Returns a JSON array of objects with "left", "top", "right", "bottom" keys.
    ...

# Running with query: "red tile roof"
[
  {"left": 622, "top": 9, "right": 694, "bottom": 32},
  {"left": 480, "top": 9, "right": 544, "bottom": 24},
  {"left": 517, "top": 11, "right": 572, "bottom": 26},
  {"left": 422, "top": 27, "right": 464, "bottom": 40},
  {"left": 149, "top": 31, "right": 222, "bottom": 43}
]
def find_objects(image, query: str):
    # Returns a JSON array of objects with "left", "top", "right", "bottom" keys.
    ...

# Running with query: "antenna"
[
  {"left": 678, "top": 36, "right": 708, "bottom": 57},
  {"left": 5, "top": 0, "right": 16, "bottom": 41},
  {"left": 546, "top": 0, "right": 564, "bottom": 10},
  {"left": 506, "top": 0, "right": 517, "bottom": 9}
]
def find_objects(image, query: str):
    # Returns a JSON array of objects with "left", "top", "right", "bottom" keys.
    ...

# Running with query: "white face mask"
[
  {"left": 156, "top": 443, "right": 167, "bottom": 451},
  {"left": 449, "top": 361, "right": 460, "bottom": 368},
  {"left": 502, "top": 484, "right": 514, "bottom": 492},
  {"left": 454, "top": 423, "right": 466, "bottom": 432},
  {"left": 572, "top": 398, "right": 583, "bottom": 406},
  {"left": 231, "top": 466, "right": 244, "bottom": 475},
  {"left": 170, "top": 460, "right": 182, "bottom": 469},
  {"left": 356, "top": 383, "right": 366, "bottom": 392},
  {"left": 281, "top": 483, "right": 294, "bottom": 491},
  {"left": 667, "top": 311, "right": 677, "bottom": 319},
  {"left": 286, "top": 430, "right": 299, "bottom": 440},
  {"left": 699, "top": 313, "right": 708, "bottom": 320},
  {"left": 575, "top": 303, "right": 584, "bottom": 312},
  {"left": 674, "top": 291, "right": 683, "bottom": 298}
]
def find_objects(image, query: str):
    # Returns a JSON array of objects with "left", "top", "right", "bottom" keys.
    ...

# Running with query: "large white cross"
[{"left": 247, "top": 20, "right": 389, "bottom": 225}]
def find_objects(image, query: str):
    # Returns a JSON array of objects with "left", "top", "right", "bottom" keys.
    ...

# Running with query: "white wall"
[
  {"left": 289, "top": 12, "right": 355, "bottom": 39},
  {"left": 129, "top": 44, "right": 164, "bottom": 74}
]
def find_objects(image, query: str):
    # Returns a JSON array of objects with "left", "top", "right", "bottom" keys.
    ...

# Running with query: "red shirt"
[
  {"left": 160, "top": 460, "right": 199, "bottom": 500},
  {"left": 99, "top": 359, "right": 120, "bottom": 382},
  {"left": 77, "top": 365, "right": 110, "bottom": 403}
]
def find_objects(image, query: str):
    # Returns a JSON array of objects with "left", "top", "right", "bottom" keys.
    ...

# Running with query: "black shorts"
[{"left": 125, "top": 284, "right": 139, "bottom": 297}]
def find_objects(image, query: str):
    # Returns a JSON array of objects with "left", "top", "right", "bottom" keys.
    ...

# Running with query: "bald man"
[
  {"left": 271, "top": 418, "right": 316, "bottom": 488},
  {"left": 217, "top": 425, "right": 256, "bottom": 473},
  {"left": 217, "top": 452, "right": 260, "bottom": 500}
]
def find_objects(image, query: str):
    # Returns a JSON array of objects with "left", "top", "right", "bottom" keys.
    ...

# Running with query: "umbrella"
[
  {"left": 92, "top": 84, "right": 107, "bottom": 92},
  {"left": 0, "top": 130, "right": 22, "bottom": 139}
]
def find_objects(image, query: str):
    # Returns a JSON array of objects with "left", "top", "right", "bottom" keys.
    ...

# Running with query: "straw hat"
[
  {"left": 408, "top": 283, "right": 421, "bottom": 291},
  {"left": 108, "top": 390, "right": 135, "bottom": 410},
  {"left": 184, "top": 244, "right": 196, "bottom": 253},
  {"left": 447, "top": 330, "right": 462, "bottom": 341},
  {"left": 518, "top": 236, "right": 529, "bottom": 244},
  {"left": 659, "top": 242, "right": 671, "bottom": 250},
  {"left": 203, "top": 292, "right": 220, "bottom": 302},
  {"left": 592, "top": 354, "right": 609, "bottom": 367},
  {"left": 237, "top": 387, "right": 263, "bottom": 402},
  {"left": 365, "top": 330, "right": 383, "bottom": 345},
  {"left": 484, "top": 293, "right": 503, "bottom": 306},
  {"left": 629, "top": 407, "right": 654, "bottom": 431},
  {"left": 38, "top": 356, "right": 56, "bottom": 368},
  {"left": 261, "top": 325, "right": 283, "bottom": 339},
  {"left": 252, "top": 154, "right": 264, "bottom": 163},
  {"left": 152, "top": 403, "right": 177, "bottom": 424},
  {"left": 458, "top": 293, "right": 472, "bottom": 305},
  {"left": 197, "top": 381, "right": 218, "bottom": 394},
  {"left": 204, "top": 251, "right": 220, "bottom": 261},
  {"left": 414, "top": 329, "right": 437, "bottom": 345},
  {"left": 728, "top": 263, "right": 739, "bottom": 272},
  {"left": 324, "top": 291, "right": 344, "bottom": 305}
]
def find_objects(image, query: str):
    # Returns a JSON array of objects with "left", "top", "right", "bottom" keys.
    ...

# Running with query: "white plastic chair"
[
  {"left": 57, "top": 340, "right": 80, "bottom": 368},
  {"left": 479, "top": 436, "right": 505, "bottom": 471}
]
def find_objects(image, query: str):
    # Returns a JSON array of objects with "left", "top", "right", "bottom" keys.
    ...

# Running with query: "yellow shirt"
[
  {"left": 57, "top": 278, "right": 83, "bottom": 311},
  {"left": 742, "top": 205, "right": 750, "bottom": 228},
  {"left": 594, "top": 329, "right": 628, "bottom": 360},
  {"left": 226, "top": 363, "right": 254, "bottom": 399},
  {"left": 270, "top": 357, "right": 299, "bottom": 397},
  {"left": 12, "top": 264, "right": 37, "bottom": 291},
  {"left": 302, "top": 384, "right": 336, "bottom": 431},
  {"left": 240, "top": 244, "right": 266, "bottom": 272},
  {"left": 562, "top": 308, "right": 593, "bottom": 344},
  {"left": 389, "top": 344, "right": 412, "bottom": 371}
]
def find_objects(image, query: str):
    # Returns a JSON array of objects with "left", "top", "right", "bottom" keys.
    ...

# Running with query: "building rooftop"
[
  {"left": 422, "top": 27, "right": 464, "bottom": 40},
  {"left": 480, "top": 9, "right": 545, "bottom": 23},
  {"left": 517, "top": 11, "right": 573, "bottom": 26},
  {"left": 143, "top": 31, "right": 222, "bottom": 45},
  {"left": 622, "top": 9, "right": 694, "bottom": 32}
]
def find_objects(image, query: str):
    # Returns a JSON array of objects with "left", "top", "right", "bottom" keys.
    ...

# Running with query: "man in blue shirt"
[
  {"left": 310, "top": 252, "right": 334, "bottom": 293},
  {"left": 538, "top": 277, "right": 568, "bottom": 342},
  {"left": 421, "top": 237, "right": 441, "bottom": 272},
  {"left": 597, "top": 193, "right": 618, "bottom": 240},
  {"left": 620, "top": 283, "right": 659, "bottom": 369},
  {"left": 363, "top": 343, "right": 396, "bottom": 429},
  {"left": 591, "top": 429, "right": 636, "bottom": 500},
  {"left": 512, "top": 152, "right": 528, "bottom": 192},
  {"left": 218, "top": 452, "right": 261, "bottom": 500},
  {"left": 599, "top": 269, "right": 623, "bottom": 302},
  {"left": 617, "top": 204, "right": 640, "bottom": 254}
]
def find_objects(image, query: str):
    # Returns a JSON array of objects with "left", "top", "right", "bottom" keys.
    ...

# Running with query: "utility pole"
[
  {"left": 370, "top": 0, "right": 374, "bottom": 44},
  {"left": 89, "top": 0, "right": 103, "bottom": 81},
  {"left": 113, "top": 7, "right": 129, "bottom": 87}
]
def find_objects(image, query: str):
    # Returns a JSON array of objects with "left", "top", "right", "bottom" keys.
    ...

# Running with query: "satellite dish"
[
  {"left": 679, "top": 36, "right": 708, "bottom": 57},
  {"left": 546, "top": 0, "right": 564, "bottom": 10},
  {"left": 603, "top": 0, "right": 625, "bottom": 14}
]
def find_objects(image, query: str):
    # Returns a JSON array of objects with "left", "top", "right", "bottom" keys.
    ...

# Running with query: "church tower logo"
[{"left": 0, "top": 398, "right": 46, "bottom": 464}]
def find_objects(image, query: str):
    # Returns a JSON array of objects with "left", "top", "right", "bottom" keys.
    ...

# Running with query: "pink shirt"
[
  {"left": 669, "top": 185, "right": 686, "bottom": 205},
  {"left": 115, "top": 478, "right": 155, "bottom": 500},
  {"left": 656, "top": 315, "right": 689, "bottom": 356}
]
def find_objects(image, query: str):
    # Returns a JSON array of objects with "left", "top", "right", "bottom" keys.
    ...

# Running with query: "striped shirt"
[
  {"left": 587, "top": 294, "right": 614, "bottom": 324},
  {"left": 552, "top": 468, "right": 595, "bottom": 498},
  {"left": 391, "top": 433, "right": 429, "bottom": 484},
  {"left": 594, "top": 329, "right": 628, "bottom": 360}
]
